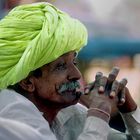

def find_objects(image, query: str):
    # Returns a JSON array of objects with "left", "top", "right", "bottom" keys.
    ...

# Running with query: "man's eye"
[{"left": 56, "top": 63, "right": 66, "bottom": 70}]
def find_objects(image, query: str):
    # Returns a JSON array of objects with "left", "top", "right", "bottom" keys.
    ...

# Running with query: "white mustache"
[{"left": 57, "top": 81, "right": 80, "bottom": 94}]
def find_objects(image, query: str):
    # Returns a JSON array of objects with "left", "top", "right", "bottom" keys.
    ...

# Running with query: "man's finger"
[
  {"left": 108, "top": 67, "right": 120, "bottom": 83},
  {"left": 95, "top": 72, "right": 103, "bottom": 81},
  {"left": 119, "top": 78, "right": 128, "bottom": 91},
  {"left": 84, "top": 82, "right": 94, "bottom": 94},
  {"left": 98, "top": 76, "right": 107, "bottom": 93},
  {"left": 94, "top": 72, "right": 103, "bottom": 89},
  {"left": 109, "top": 80, "right": 119, "bottom": 98},
  {"left": 88, "top": 72, "right": 103, "bottom": 99},
  {"left": 118, "top": 88, "right": 126, "bottom": 106}
]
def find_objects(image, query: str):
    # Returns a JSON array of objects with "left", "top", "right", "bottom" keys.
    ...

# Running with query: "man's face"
[{"left": 32, "top": 51, "right": 82, "bottom": 106}]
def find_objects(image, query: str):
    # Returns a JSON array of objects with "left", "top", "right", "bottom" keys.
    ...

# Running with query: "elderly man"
[{"left": 0, "top": 2, "right": 139, "bottom": 140}]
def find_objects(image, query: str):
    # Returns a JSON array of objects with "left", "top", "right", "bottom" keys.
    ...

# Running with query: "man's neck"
[{"left": 28, "top": 94, "right": 68, "bottom": 125}]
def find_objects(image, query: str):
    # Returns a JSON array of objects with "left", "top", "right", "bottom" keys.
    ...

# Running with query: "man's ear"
[{"left": 19, "top": 77, "right": 35, "bottom": 93}]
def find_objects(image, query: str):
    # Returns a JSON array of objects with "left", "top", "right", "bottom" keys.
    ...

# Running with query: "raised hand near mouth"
[{"left": 80, "top": 67, "right": 135, "bottom": 122}]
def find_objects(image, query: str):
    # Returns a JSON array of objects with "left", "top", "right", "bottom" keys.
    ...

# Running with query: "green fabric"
[{"left": 0, "top": 2, "right": 87, "bottom": 89}]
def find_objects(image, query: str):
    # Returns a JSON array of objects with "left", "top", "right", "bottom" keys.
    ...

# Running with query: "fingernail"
[
  {"left": 110, "top": 91, "right": 116, "bottom": 98},
  {"left": 121, "top": 98, "right": 125, "bottom": 104},
  {"left": 99, "top": 86, "right": 104, "bottom": 92},
  {"left": 84, "top": 88, "right": 89, "bottom": 94}
]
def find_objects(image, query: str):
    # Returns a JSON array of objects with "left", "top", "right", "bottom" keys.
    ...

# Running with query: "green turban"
[{"left": 0, "top": 2, "right": 87, "bottom": 89}]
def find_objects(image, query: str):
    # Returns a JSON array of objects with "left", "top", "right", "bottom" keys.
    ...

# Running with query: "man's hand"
[
  {"left": 80, "top": 67, "right": 134, "bottom": 122},
  {"left": 118, "top": 87, "right": 137, "bottom": 113},
  {"left": 80, "top": 67, "right": 121, "bottom": 108},
  {"left": 80, "top": 67, "right": 119, "bottom": 122}
]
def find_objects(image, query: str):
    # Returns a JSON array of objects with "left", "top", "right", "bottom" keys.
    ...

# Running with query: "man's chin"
[
  {"left": 59, "top": 90, "right": 82, "bottom": 100},
  {"left": 61, "top": 93, "right": 81, "bottom": 103}
]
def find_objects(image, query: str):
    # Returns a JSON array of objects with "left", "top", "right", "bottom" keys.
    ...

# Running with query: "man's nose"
[{"left": 67, "top": 65, "right": 81, "bottom": 81}]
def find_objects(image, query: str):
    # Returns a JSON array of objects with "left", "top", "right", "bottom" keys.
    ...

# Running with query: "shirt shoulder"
[{"left": 0, "top": 89, "right": 57, "bottom": 139}]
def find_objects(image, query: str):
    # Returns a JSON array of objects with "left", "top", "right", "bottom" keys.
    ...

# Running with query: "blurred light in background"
[{"left": 87, "top": 0, "right": 122, "bottom": 22}]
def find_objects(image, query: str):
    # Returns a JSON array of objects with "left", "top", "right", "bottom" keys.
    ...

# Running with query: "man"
[{"left": 0, "top": 2, "right": 139, "bottom": 140}]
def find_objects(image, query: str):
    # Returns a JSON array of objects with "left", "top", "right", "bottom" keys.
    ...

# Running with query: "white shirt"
[
  {"left": 0, "top": 89, "right": 57, "bottom": 140},
  {"left": 0, "top": 89, "right": 140, "bottom": 140},
  {"left": 0, "top": 118, "right": 46, "bottom": 140},
  {"left": 53, "top": 101, "right": 140, "bottom": 140}
]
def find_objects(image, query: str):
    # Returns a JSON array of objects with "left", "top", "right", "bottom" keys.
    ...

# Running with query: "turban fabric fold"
[{"left": 0, "top": 2, "right": 88, "bottom": 89}]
